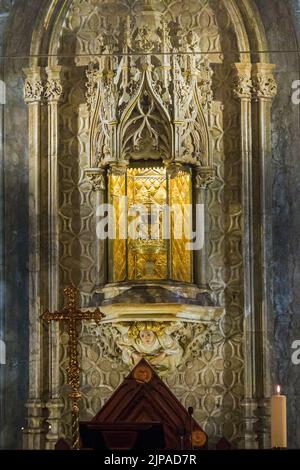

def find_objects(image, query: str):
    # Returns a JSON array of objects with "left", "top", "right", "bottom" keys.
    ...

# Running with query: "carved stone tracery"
[{"left": 84, "top": 6, "right": 213, "bottom": 171}]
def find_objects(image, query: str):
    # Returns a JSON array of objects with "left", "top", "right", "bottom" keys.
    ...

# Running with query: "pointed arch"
[{"left": 118, "top": 70, "right": 173, "bottom": 163}]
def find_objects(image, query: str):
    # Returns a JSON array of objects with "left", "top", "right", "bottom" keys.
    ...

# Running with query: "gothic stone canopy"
[{"left": 85, "top": 2, "right": 213, "bottom": 170}]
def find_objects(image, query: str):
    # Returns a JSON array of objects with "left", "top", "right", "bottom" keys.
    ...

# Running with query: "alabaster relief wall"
[{"left": 57, "top": 0, "right": 244, "bottom": 447}]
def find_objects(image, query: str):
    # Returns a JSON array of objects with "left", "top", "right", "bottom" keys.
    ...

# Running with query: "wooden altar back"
[{"left": 81, "top": 359, "right": 207, "bottom": 450}]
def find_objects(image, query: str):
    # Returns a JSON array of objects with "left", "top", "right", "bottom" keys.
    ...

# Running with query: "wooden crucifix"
[{"left": 41, "top": 286, "right": 104, "bottom": 450}]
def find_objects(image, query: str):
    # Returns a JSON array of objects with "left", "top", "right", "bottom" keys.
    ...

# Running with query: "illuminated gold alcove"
[{"left": 108, "top": 164, "right": 193, "bottom": 284}]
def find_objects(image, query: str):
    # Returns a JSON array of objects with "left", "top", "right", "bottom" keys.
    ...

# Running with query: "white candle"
[{"left": 271, "top": 385, "right": 287, "bottom": 448}]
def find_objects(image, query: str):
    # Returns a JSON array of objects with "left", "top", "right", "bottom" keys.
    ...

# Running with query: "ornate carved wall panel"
[
  {"left": 56, "top": 0, "right": 244, "bottom": 447},
  {"left": 59, "top": 68, "right": 98, "bottom": 303},
  {"left": 61, "top": 0, "right": 223, "bottom": 62},
  {"left": 202, "top": 63, "right": 243, "bottom": 443}
]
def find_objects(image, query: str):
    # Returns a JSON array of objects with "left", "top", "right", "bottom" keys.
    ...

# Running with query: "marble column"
[
  {"left": 86, "top": 169, "right": 107, "bottom": 285},
  {"left": 44, "top": 66, "right": 63, "bottom": 449},
  {"left": 23, "top": 67, "right": 45, "bottom": 450},
  {"left": 232, "top": 63, "right": 259, "bottom": 449},
  {"left": 193, "top": 167, "right": 214, "bottom": 288},
  {"left": 251, "top": 63, "right": 277, "bottom": 449}
]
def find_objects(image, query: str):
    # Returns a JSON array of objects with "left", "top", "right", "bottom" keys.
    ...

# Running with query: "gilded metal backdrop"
[
  {"left": 127, "top": 167, "right": 168, "bottom": 281},
  {"left": 169, "top": 170, "right": 192, "bottom": 283},
  {"left": 57, "top": 0, "right": 243, "bottom": 446},
  {"left": 108, "top": 173, "right": 127, "bottom": 282}
]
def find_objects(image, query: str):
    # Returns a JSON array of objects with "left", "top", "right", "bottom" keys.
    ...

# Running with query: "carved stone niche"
[
  {"left": 82, "top": 1, "right": 223, "bottom": 371},
  {"left": 85, "top": 2, "right": 214, "bottom": 171}
]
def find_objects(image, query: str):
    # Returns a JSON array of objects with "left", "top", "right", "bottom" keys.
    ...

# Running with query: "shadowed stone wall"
[
  {"left": 0, "top": 0, "right": 46, "bottom": 450},
  {"left": 255, "top": 0, "right": 300, "bottom": 449}
]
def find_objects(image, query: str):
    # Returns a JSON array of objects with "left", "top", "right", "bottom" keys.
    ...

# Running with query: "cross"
[{"left": 41, "top": 286, "right": 104, "bottom": 450}]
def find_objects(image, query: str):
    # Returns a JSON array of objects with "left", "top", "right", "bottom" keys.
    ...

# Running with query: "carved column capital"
[
  {"left": 107, "top": 162, "right": 128, "bottom": 176},
  {"left": 23, "top": 67, "right": 43, "bottom": 104},
  {"left": 85, "top": 168, "right": 106, "bottom": 191},
  {"left": 194, "top": 166, "right": 215, "bottom": 189},
  {"left": 252, "top": 64, "right": 277, "bottom": 100},
  {"left": 86, "top": 169, "right": 106, "bottom": 191},
  {"left": 86, "top": 60, "right": 102, "bottom": 111},
  {"left": 44, "top": 66, "right": 63, "bottom": 102},
  {"left": 232, "top": 63, "right": 252, "bottom": 100},
  {"left": 166, "top": 162, "right": 186, "bottom": 178}
]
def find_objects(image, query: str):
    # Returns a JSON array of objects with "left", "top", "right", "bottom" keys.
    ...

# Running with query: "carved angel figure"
[{"left": 114, "top": 321, "right": 183, "bottom": 373}]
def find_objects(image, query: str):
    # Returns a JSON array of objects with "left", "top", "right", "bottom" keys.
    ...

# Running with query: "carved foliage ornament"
[
  {"left": 24, "top": 79, "right": 44, "bottom": 103},
  {"left": 233, "top": 74, "right": 252, "bottom": 100},
  {"left": 24, "top": 70, "right": 63, "bottom": 104},
  {"left": 233, "top": 64, "right": 277, "bottom": 101},
  {"left": 44, "top": 79, "right": 63, "bottom": 102},
  {"left": 85, "top": 170, "right": 106, "bottom": 191},
  {"left": 252, "top": 72, "right": 277, "bottom": 100},
  {"left": 24, "top": 79, "right": 63, "bottom": 103},
  {"left": 195, "top": 167, "right": 215, "bottom": 189}
]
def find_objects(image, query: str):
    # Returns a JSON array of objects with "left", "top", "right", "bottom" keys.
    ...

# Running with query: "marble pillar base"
[
  {"left": 242, "top": 398, "right": 259, "bottom": 449},
  {"left": 45, "top": 398, "right": 64, "bottom": 450},
  {"left": 255, "top": 398, "right": 271, "bottom": 449},
  {"left": 23, "top": 399, "right": 45, "bottom": 450}
]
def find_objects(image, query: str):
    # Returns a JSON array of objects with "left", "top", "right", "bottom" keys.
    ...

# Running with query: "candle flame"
[{"left": 276, "top": 385, "right": 281, "bottom": 395}]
